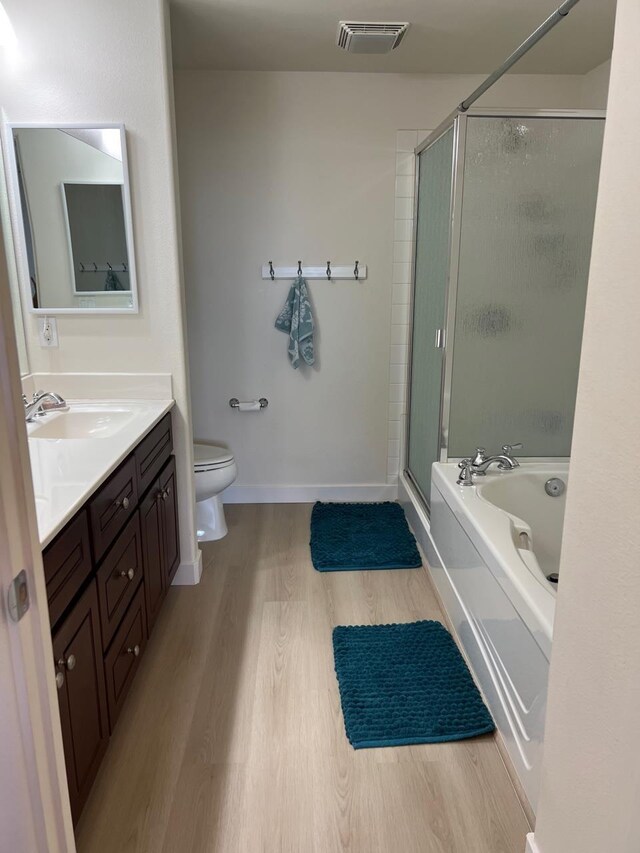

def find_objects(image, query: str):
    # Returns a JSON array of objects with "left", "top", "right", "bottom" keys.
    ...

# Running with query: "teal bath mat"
[
  {"left": 332, "top": 620, "right": 495, "bottom": 748},
  {"left": 310, "top": 502, "right": 421, "bottom": 572}
]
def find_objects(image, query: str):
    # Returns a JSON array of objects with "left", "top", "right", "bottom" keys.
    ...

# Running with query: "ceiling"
[{"left": 170, "top": 0, "right": 616, "bottom": 74}]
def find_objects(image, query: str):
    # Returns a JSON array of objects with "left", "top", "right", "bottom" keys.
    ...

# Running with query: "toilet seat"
[{"left": 194, "top": 443, "right": 235, "bottom": 472}]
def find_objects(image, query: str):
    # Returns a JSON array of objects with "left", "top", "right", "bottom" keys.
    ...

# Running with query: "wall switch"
[{"left": 38, "top": 317, "right": 59, "bottom": 348}]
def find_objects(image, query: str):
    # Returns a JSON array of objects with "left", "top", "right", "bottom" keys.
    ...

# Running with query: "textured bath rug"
[
  {"left": 332, "top": 620, "right": 495, "bottom": 748},
  {"left": 310, "top": 502, "right": 421, "bottom": 572}
]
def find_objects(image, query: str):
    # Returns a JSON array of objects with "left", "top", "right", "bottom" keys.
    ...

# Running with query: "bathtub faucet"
[{"left": 457, "top": 444, "right": 522, "bottom": 486}]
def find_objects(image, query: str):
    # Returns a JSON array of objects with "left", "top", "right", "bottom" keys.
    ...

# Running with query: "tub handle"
[
  {"left": 502, "top": 443, "right": 523, "bottom": 455},
  {"left": 501, "top": 443, "right": 523, "bottom": 467}
]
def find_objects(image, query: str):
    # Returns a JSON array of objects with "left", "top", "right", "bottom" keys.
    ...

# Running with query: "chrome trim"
[
  {"left": 439, "top": 113, "right": 467, "bottom": 463},
  {"left": 416, "top": 108, "right": 606, "bottom": 158},
  {"left": 459, "top": 0, "right": 582, "bottom": 112},
  {"left": 415, "top": 111, "right": 460, "bottom": 157},
  {"left": 404, "top": 119, "right": 458, "bottom": 512}
]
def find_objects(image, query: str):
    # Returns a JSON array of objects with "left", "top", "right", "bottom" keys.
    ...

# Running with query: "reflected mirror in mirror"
[{"left": 8, "top": 125, "right": 138, "bottom": 313}]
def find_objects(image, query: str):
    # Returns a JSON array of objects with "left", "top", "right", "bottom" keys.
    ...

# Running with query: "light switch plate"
[
  {"left": 7, "top": 570, "right": 29, "bottom": 622},
  {"left": 38, "top": 317, "right": 58, "bottom": 348}
]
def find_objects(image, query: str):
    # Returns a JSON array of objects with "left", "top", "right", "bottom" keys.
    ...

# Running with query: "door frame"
[
  {"left": 0, "top": 220, "right": 75, "bottom": 850},
  {"left": 403, "top": 114, "right": 462, "bottom": 511}
]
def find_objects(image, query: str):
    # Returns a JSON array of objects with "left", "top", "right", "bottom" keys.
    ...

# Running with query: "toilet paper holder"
[{"left": 229, "top": 397, "right": 269, "bottom": 410}]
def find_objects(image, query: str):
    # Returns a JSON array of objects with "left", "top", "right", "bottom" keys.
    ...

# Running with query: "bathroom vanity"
[{"left": 34, "top": 405, "right": 179, "bottom": 824}]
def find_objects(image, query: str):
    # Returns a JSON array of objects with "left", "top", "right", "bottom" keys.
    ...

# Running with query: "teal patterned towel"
[
  {"left": 104, "top": 269, "right": 124, "bottom": 291},
  {"left": 275, "top": 276, "right": 315, "bottom": 369}
]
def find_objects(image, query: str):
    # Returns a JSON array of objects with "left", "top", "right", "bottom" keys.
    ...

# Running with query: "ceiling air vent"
[{"left": 336, "top": 21, "right": 410, "bottom": 54}]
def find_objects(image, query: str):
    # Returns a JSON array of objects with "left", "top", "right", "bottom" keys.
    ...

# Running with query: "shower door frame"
[{"left": 403, "top": 108, "right": 606, "bottom": 513}]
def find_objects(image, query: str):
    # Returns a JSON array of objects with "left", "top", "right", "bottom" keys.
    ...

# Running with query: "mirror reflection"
[{"left": 10, "top": 126, "right": 137, "bottom": 312}]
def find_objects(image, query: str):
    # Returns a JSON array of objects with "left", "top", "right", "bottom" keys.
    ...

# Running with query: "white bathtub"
[{"left": 400, "top": 461, "right": 568, "bottom": 813}]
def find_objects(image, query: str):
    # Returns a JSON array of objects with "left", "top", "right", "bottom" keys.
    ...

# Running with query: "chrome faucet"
[
  {"left": 23, "top": 390, "right": 68, "bottom": 422},
  {"left": 457, "top": 443, "right": 522, "bottom": 486}
]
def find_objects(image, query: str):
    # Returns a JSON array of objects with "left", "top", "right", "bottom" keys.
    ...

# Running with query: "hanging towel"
[
  {"left": 275, "top": 276, "right": 315, "bottom": 369},
  {"left": 104, "top": 269, "right": 124, "bottom": 291}
]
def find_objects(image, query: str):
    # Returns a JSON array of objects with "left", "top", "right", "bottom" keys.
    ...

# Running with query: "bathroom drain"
[
  {"left": 545, "top": 477, "right": 565, "bottom": 497},
  {"left": 547, "top": 573, "right": 559, "bottom": 584}
]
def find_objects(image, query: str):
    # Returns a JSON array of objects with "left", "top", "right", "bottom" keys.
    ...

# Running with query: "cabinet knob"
[
  {"left": 162, "top": 489, "right": 169, "bottom": 501},
  {"left": 121, "top": 496, "right": 130, "bottom": 510},
  {"left": 55, "top": 670, "right": 65, "bottom": 690},
  {"left": 119, "top": 567, "right": 135, "bottom": 581},
  {"left": 57, "top": 654, "right": 76, "bottom": 671},
  {"left": 126, "top": 644, "right": 140, "bottom": 657}
]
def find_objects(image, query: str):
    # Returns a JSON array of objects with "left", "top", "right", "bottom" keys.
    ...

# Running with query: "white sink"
[{"left": 28, "top": 406, "right": 136, "bottom": 440}]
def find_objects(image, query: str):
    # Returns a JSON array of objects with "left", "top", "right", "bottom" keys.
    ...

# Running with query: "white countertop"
[{"left": 28, "top": 400, "right": 174, "bottom": 548}]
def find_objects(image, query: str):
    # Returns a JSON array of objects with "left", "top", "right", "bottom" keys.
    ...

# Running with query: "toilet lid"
[{"left": 194, "top": 443, "right": 234, "bottom": 470}]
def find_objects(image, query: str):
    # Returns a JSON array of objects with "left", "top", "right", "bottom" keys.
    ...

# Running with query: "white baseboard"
[
  {"left": 223, "top": 483, "right": 398, "bottom": 504},
  {"left": 526, "top": 833, "right": 540, "bottom": 853},
  {"left": 172, "top": 549, "right": 203, "bottom": 585}
]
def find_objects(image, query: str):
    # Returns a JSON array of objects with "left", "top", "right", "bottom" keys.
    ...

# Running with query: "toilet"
[{"left": 193, "top": 443, "right": 237, "bottom": 541}]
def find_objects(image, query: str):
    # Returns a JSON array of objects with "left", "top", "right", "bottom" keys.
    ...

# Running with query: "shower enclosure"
[{"left": 406, "top": 110, "right": 605, "bottom": 510}]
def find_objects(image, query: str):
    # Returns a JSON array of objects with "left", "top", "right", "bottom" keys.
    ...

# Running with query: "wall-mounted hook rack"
[{"left": 261, "top": 262, "right": 367, "bottom": 281}]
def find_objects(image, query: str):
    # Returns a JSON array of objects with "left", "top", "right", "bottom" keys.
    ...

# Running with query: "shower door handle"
[{"left": 434, "top": 328, "right": 445, "bottom": 349}]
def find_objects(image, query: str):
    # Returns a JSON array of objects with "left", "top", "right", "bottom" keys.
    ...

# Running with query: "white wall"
[
  {"left": 531, "top": 3, "right": 640, "bottom": 852},
  {"left": 581, "top": 60, "right": 611, "bottom": 108},
  {"left": 175, "top": 70, "right": 591, "bottom": 497},
  {"left": 0, "top": 0, "right": 198, "bottom": 574}
]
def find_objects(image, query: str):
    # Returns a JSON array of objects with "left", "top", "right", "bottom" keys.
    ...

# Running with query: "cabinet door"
[
  {"left": 103, "top": 585, "right": 148, "bottom": 731},
  {"left": 140, "top": 479, "right": 165, "bottom": 634},
  {"left": 52, "top": 580, "right": 108, "bottom": 825},
  {"left": 159, "top": 456, "right": 180, "bottom": 587}
]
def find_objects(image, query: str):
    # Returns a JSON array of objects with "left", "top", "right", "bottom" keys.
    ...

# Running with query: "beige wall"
[
  {"left": 175, "top": 70, "right": 591, "bottom": 494},
  {"left": 532, "top": 2, "right": 640, "bottom": 851},
  {"left": 581, "top": 59, "right": 611, "bottom": 107},
  {"left": 0, "top": 0, "right": 198, "bottom": 571}
]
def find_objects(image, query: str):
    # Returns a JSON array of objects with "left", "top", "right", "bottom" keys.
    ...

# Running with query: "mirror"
[
  {"left": 6, "top": 125, "right": 138, "bottom": 313},
  {"left": 0, "top": 138, "right": 29, "bottom": 375}
]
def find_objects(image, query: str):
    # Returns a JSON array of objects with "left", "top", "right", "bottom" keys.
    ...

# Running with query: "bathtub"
[{"left": 399, "top": 461, "right": 568, "bottom": 813}]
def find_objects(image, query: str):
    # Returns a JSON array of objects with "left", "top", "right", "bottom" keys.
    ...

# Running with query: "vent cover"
[{"left": 336, "top": 21, "right": 410, "bottom": 54}]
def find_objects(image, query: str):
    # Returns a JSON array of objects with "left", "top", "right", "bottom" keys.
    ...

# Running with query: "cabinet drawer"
[
  {"left": 89, "top": 457, "right": 138, "bottom": 562},
  {"left": 135, "top": 413, "right": 172, "bottom": 497},
  {"left": 103, "top": 584, "right": 147, "bottom": 731},
  {"left": 96, "top": 513, "right": 143, "bottom": 650},
  {"left": 43, "top": 511, "right": 92, "bottom": 631}
]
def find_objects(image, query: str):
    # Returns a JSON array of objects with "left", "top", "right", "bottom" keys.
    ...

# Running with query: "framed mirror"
[{"left": 5, "top": 124, "right": 138, "bottom": 314}]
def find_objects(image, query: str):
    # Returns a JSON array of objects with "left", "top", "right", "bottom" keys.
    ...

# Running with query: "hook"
[
  {"left": 269, "top": 261, "right": 275, "bottom": 281},
  {"left": 123, "top": 262, "right": 128, "bottom": 272},
  {"left": 80, "top": 262, "right": 85, "bottom": 272},
  {"left": 326, "top": 260, "right": 331, "bottom": 281},
  {"left": 93, "top": 262, "right": 98, "bottom": 272},
  {"left": 297, "top": 260, "right": 303, "bottom": 277},
  {"left": 107, "top": 262, "right": 113, "bottom": 271},
  {"left": 354, "top": 260, "right": 359, "bottom": 281}
]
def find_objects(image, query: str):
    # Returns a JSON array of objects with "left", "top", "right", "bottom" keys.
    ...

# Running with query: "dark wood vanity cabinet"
[
  {"left": 140, "top": 456, "right": 180, "bottom": 633},
  {"left": 44, "top": 413, "right": 180, "bottom": 824},
  {"left": 53, "top": 580, "right": 109, "bottom": 825}
]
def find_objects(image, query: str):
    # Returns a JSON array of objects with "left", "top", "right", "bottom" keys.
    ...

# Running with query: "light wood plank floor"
[{"left": 76, "top": 504, "right": 530, "bottom": 853}]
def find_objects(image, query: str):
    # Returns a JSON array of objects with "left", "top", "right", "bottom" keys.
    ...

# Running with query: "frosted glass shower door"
[
  {"left": 448, "top": 116, "right": 604, "bottom": 458},
  {"left": 406, "top": 127, "right": 454, "bottom": 504}
]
